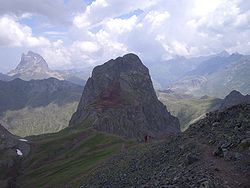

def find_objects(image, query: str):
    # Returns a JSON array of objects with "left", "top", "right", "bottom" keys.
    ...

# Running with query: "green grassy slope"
[
  {"left": 158, "top": 92, "right": 222, "bottom": 131},
  {"left": 17, "top": 126, "right": 134, "bottom": 188},
  {"left": 0, "top": 102, "right": 78, "bottom": 137}
]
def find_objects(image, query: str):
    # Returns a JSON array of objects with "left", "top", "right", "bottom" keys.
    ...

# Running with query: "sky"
[{"left": 0, "top": 0, "right": 250, "bottom": 73}]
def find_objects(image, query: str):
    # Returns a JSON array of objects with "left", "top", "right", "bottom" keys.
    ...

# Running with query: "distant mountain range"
[
  {"left": 166, "top": 52, "right": 250, "bottom": 97},
  {"left": 0, "top": 78, "right": 83, "bottom": 136},
  {"left": 147, "top": 50, "right": 230, "bottom": 88},
  {"left": 1, "top": 50, "right": 249, "bottom": 97},
  {"left": 145, "top": 50, "right": 249, "bottom": 97}
]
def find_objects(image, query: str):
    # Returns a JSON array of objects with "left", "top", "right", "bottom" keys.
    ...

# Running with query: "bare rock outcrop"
[{"left": 70, "top": 53, "right": 180, "bottom": 138}]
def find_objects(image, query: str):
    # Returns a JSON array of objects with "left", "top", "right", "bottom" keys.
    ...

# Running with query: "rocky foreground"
[{"left": 81, "top": 104, "right": 250, "bottom": 188}]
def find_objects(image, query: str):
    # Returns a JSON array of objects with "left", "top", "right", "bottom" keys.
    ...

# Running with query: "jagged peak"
[
  {"left": 23, "top": 51, "right": 44, "bottom": 60},
  {"left": 217, "top": 50, "right": 230, "bottom": 57},
  {"left": 17, "top": 51, "right": 49, "bottom": 69}
]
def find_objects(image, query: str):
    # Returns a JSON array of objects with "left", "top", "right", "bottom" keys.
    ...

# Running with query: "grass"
[{"left": 17, "top": 125, "right": 134, "bottom": 188}]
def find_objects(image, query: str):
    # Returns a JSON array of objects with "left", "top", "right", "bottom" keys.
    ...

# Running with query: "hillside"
[
  {"left": 81, "top": 104, "right": 250, "bottom": 187},
  {"left": 158, "top": 91, "right": 222, "bottom": 131},
  {"left": 16, "top": 126, "right": 134, "bottom": 188},
  {"left": 158, "top": 90, "right": 250, "bottom": 131},
  {"left": 0, "top": 78, "right": 82, "bottom": 136}
]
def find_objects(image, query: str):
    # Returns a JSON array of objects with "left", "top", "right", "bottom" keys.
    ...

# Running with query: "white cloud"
[
  {"left": 0, "top": 15, "right": 50, "bottom": 47},
  {"left": 1, "top": 0, "right": 250, "bottom": 71},
  {"left": 192, "top": 0, "right": 222, "bottom": 16},
  {"left": 0, "top": 0, "right": 86, "bottom": 24},
  {"left": 40, "top": 40, "right": 71, "bottom": 68},
  {"left": 73, "top": 0, "right": 160, "bottom": 28},
  {"left": 144, "top": 11, "right": 170, "bottom": 26},
  {"left": 105, "top": 15, "right": 137, "bottom": 34},
  {"left": 171, "top": 41, "right": 189, "bottom": 56},
  {"left": 72, "top": 41, "right": 100, "bottom": 53},
  {"left": 187, "top": 0, "right": 249, "bottom": 32}
]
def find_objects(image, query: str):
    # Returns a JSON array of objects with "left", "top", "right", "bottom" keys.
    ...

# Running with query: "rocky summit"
[
  {"left": 70, "top": 53, "right": 180, "bottom": 138},
  {"left": 8, "top": 51, "right": 63, "bottom": 80}
]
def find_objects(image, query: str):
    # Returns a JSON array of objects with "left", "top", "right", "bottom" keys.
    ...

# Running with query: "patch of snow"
[
  {"left": 19, "top": 138, "right": 28, "bottom": 142},
  {"left": 16, "top": 149, "right": 23, "bottom": 156}
]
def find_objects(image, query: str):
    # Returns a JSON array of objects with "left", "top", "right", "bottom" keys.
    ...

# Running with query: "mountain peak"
[
  {"left": 27, "top": 50, "right": 42, "bottom": 58},
  {"left": 12, "top": 51, "right": 49, "bottom": 73},
  {"left": 70, "top": 53, "right": 180, "bottom": 138},
  {"left": 217, "top": 50, "right": 230, "bottom": 57},
  {"left": 92, "top": 53, "right": 145, "bottom": 78},
  {"left": 8, "top": 51, "right": 63, "bottom": 80}
]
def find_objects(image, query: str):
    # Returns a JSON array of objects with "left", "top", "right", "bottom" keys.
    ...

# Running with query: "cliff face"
[{"left": 70, "top": 53, "right": 180, "bottom": 138}]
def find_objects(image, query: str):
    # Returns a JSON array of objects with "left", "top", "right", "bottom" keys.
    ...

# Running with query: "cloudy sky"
[{"left": 0, "top": 0, "right": 249, "bottom": 72}]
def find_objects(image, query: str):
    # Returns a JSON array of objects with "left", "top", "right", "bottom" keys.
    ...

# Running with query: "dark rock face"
[{"left": 70, "top": 53, "right": 180, "bottom": 138}]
